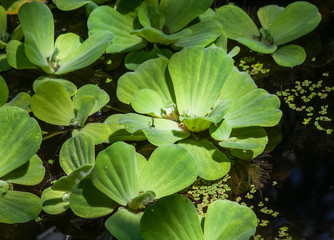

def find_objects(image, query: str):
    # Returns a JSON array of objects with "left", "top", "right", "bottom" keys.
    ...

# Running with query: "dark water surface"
[{"left": 1, "top": 0, "right": 334, "bottom": 239}]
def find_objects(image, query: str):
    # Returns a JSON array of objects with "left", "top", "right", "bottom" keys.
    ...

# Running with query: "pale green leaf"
[
  {"left": 54, "top": 33, "right": 82, "bottom": 60},
  {"left": 131, "top": 89, "right": 165, "bottom": 117},
  {"left": 6, "top": 40, "right": 36, "bottom": 69},
  {"left": 53, "top": 0, "right": 92, "bottom": 11},
  {"left": 33, "top": 76, "right": 77, "bottom": 96},
  {"left": 75, "top": 95, "right": 95, "bottom": 127},
  {"left": 72, "top": 123, "right": 111, "bottom": 145},
  {"left": 41, "top": 187, "right": 69, "bottom": 215}
]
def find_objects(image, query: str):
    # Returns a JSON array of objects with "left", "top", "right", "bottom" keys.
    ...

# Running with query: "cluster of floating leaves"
[
  {"left": 276, "top": 72, "right": 333, "bottom": 134},
  {"left": 238, "top": 55, "right": 271, "bottom": 76}
]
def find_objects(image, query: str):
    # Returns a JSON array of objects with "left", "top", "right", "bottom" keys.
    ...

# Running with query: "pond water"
[{"left": 0, "top": 0, "right": 334, "bottom": 239}]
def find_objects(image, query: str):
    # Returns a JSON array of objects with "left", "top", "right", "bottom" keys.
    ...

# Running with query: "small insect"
[{"left": 150, "top": 116, "right": 155, "bottom": 128}]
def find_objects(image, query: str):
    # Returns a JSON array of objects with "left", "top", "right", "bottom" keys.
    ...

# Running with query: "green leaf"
[
  {"left": 181, "top": 116, "right": 212, "bottom": 132},
  {"left": 131, "top": 89, "right": 165, "bottom": 117},
  {"left": 56, "top": 31, "right": 113, "bottom": 75},
  {"left": 214, "top": 4, "right": 260, "bottom": 40},
  {"left": 0, "top": 106, "right": 42, "bottom": 177},
  {"left": 223, "top": 89, "right": 282, "bottom": 128},
  {"left": 219, "top": 127, "right": 268, "bottom": 160},
  {"left": 158, "top": 0, "right": 212, "bottom": 33},
  {"left": 124, "top": 45, "right": 172, "bottom": 70},
  {"left": 5, "top": 92, "right": 31, "bottom": 112},
  {"left": 88, "top": 6, "right": 145, "bottom": 53},
  {"left": 209, "top": 120, "right": 232, "bottom": 141},
  {"left": 105, "top": 208, "right": 143, "bottom": 240},
  {"left": 269, "top": 2, "right": 321, "bottom": 46},
  {"left": 92, "top": 142, "right": 139, "bottom": 206},
  {"left": 131, "top": 27, "right": 192, "bottom": 45},
  {"left": 73, "top": 84, "right": 109, "bottom": 116},
  {"left": 257, "top": 5, "right": 284, "bottom": 29},
  {"left": 139, "top": 145, "right": 198, "bottom": 198},
  {"left": 116, "top": 0, "right": 144, "bottom": 14},
  {"left": 75, "top": 95, "right": 95, "bottom": 127},
  {"left": 0, "top": 6, "right": 6, "bottom": 38},
  {"left": 0, "top": 75, "right": 8, "bottom": 105},
  {"left": 104, "top": 114, "right": 147, "bottom": 144},
  {"left": 140, "top": 195, "right": 203, "bottom": 240},
  {"left": 128, "top": 191, "right": 156, "bottom": 210},
  {"left": 73, "top": 123, "right": 111, "bottom": 145},
  {"left": 138, "top": 3, "right": 164, "bottom": 29},
  {"left": 204, "top": 200, "right": 257, "bottom": 240},
  {"left": 52, "top": 165, "right": 93, "bottom": 192},
  {"left": 69, "top": 177, "right": 117, "bottom": 218},
  {"left": 33, "top": 76, "right": 77, "bottom": 96},
  {"left": 168, "top": 46, "right": 233, "bottom": 117},
  {"left": 54, "top": 33, "right": 82, "bottom": 60},
  {"left": 0, "top": 53, "right": 11, "bottom": 72},
  {"left": 31, "top": 81, "right": 75, "bottom": 126},
  {"left": 2, "top": 155, "right": 45, "bottom": 185},
  {"left": 236, "top": 37, "right": 277, "bottom": 54},
  {"left": 272, "top": 44, "right": 306, "bottom": 67},
  {"left": 119, "top": 113, "right": 190, "bottom": 146},
  {"left": 117, "top": 57, "right": 173, "bottom": 104},
  {"left": 0, "top": 191, "right": 42, "bottom": 224},
  {"left": 6, "top": 40, "right": 37, "bottom": 69},
  {"left": 53, "top": 0, "right": 92, "bottom": 11},
  {"left": 178, "top": 139, "right": 230, "bottom": 180},
  {"left": 59, "top": 133, "right": 95, "bottom": 175},
  {"left": 41, "top": 187, "right": 69, "bottom": 215},
  {"left": 173, "top": 20, "right": 223, "bottom": 49},
  {"left": 18, "top": 2, "right": 54, "bottom": 67}
]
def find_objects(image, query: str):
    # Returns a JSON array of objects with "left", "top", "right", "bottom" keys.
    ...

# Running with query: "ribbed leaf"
[
  {"left": 204, "top": 200, "right": 257, "bottom": 240},
  {"left": 75, "top": 95, "right": 95, "bottom": 127},
  {"left": 88, "top": 6, "right": 145, "bottom": 53},
  {"left": 5, "top": 92, "right": 31, "bottom": 112},
  {"left": 69, "top": 177, "right": 117, "bottom": 218},
  {"left": 158, "top": 0, "right": 212, "bottom": 33},
  {"left": 272, "top": 44, "right": 306, "bottom": 67},
  {"left": 0, "top": 191, "right": 41, "bottom": 224},
  {"left": 214, "top": 4, "right": 260, "bottom": 40},
  {"left": 6, "top": 40, "right": 37, "bottom": 69},
  {"left": 119, "top": 113, "right": 190, "bottom": 146},
  {"left": 56, "top": 31, "right": 113, "bottom": 75},
  {"left": 0, "top": 106, "right": 42, "bottom": 177},
  {"left": 117, "top": 57, "right": 173, "bottom": 104},
  {"left": 31, "top": 81, "right": 75, "bottom": 126},
  {"left": 140, "top": 195, "right": 203, "bottom": 240},
  {"left": 269, "top": 1, "right": 321, "bottom": 46},
  {"left": 139, "top": 145, "right": 198, "bottom": 198},
  {"left": 257, "top": 5, "right": 284, "bottom": 29},
  {"left": 2, "top": 155, "right": 45, "bottom": 185},
  {"left": 178, "top": 139, "right": 230, "bottom": 180},
  {"left": 91, "top": 142, "right": 139, "bottom": 206},
  {"left": 59, "top": 133, "right": 95, "bottom": 175},
  {"left": 105, "top": 208, "right": 143, "bottom": 240},
  {"left": 54, "top": 33, "right": 82, "bottom": 60},
  {"left": 168, "top": 46, "right": 233, "bottom": 117},
  {"left": 41, "top": 187, "right": 69, "bottom": 215},
  {"left": 72, "top": 123, "right": 111, "bottom": 145}
]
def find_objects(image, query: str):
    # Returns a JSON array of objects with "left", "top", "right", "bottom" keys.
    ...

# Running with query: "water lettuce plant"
[
  {"left": 0, "top": 106, "right": 44, "bottom": 223},
  {"left": 87, "top": 0, "right": 223, "bottom": 68},
  {"left": 31, "top": 79, "right": 111, "bottom": 144},
  {"left": 106, "top": 194, "right": 258, "bottom": 239},
  {"left": 214, "top": 1, "right": 321, "bottom": 67},
  {"left": 6, "top": 1, "right": 113, "bottom": 74},
  {"left": 114, "top": 46, "right": 282, "bottom": 180}
]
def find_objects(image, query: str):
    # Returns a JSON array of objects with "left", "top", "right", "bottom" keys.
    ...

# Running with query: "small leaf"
[
  {"left": 236, "top": 37, "right": 277, "bottom": 54},
  {"left": 6, "top": 40, "right": 37, "bottom": 69},
  {"left": 5, "top": 92, "right": 31, "bottom": 111},
  {"left": 128, "top": 191, "right": 156, "bottom": 210},
  {"left": 131, "top": 89, "right": 165, "bottom": 117},
  {"left": 75, "top": 95, "right": 95, "bottom": 127},
  {"left": 139, "top": 145, "right": 198, "bottom": 198},
  {"left": 73, "top": 123, "right": 112, "bottom": 145},
  {"left": 41, "top": 187, "right": 69, "bottom": 215},
  {"left": 53, "top": 0, "right": 92, "bottom": 11},
  {"left": 209, "top": 120, "right": 232, "bottom": 141},
  {"left": 33, "top": 76, "right": 77, "bottom": 96},
  {"left": 0, "top": 191, "right": 42, "bottom": 224},
  {"left": 31, "top": 81, "right": 75, "bottom": 126},
  {"left": 0, "top": 75, "right": 8, "bottom": 105},
  {"left": 0, "top": 106, "right": 42, "bottom": 177},
  {"left": 59, "top": 133, "right": 95, "bottom": 175},
  {"left": 69, "top": 177, "right": 117, "bottom": 218},
  {"left": 204, "top": 200, "right": 257, "bottom": 240},
  {"left": 2, "top": 155, "right": 45, "bottom": 185},
  {"left": 0, "top": 6, "right": 7, "bottom": 39},
  {"left": 140, "top": 195, "right": 203, "bottom": 240},
  {"left": 92, "top": 142, "right": 139, "bottom": 206},
  {"left": 257, "top": 5, "right": 284, "bottom": 29},
  {"left": 73, "top": 84, "right": 109, "bottom": 116},
  {"left": 104, "top": 114, "right": 147, "bottom": 144},
  {"left": 54, "top": 33, "right": 82, "bottom": 60},
  {"left": 178, "top": 138, "right": 230, "bottom": 180},
  {"left": 88, "top": 6, "right": 145, "bottom": 53},
  {"left": 105, "top": 208, "right": 144, "bottom": 240},
  {"left": 215, "top": 4, "right": 260, "bottom": 40},
  {"left": 272, "top": 44, "right": 306, "bottom": 67},
  {"left": 0, "top": 53, "right": 11, "bottom": 72},
  {"left": 119, "top": 113, "right": 190, "bottom": 146}
]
